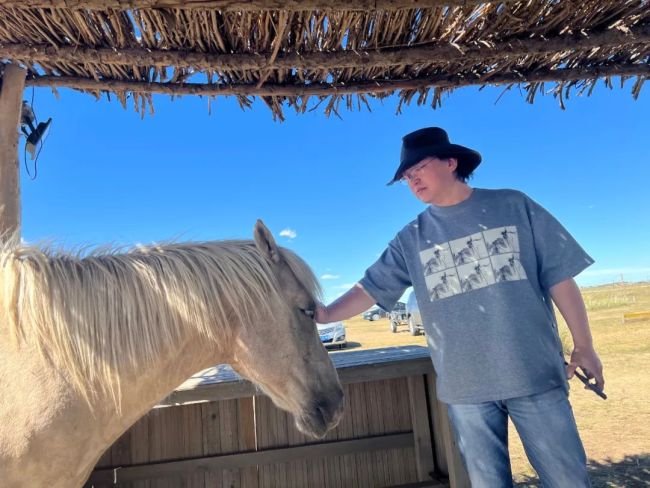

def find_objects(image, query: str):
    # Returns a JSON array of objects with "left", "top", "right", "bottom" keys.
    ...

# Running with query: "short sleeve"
[
  {"left": 359, "top": 237, "right": 412, "bottom": 311},
  {"left": 524, "top": 195, "right": 594, "bottom": 291}
]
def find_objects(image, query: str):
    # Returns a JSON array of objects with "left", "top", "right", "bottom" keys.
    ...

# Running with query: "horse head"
[{"left": 227, "top": 220, "right": 344, "bottom": 439}]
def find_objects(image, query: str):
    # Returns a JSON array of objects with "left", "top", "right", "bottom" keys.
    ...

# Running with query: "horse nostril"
[{"left": 315, "top": 388, "right": 344, "bottom": 423}]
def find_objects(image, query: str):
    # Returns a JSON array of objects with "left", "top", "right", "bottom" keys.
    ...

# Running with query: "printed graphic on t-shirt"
[{"left": 420, "top": 226, "right": 527, "bottom": 301}]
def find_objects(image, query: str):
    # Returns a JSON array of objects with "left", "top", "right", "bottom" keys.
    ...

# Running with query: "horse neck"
[{"left": 94, "top": 332, "right": 227, "bottom": 436}]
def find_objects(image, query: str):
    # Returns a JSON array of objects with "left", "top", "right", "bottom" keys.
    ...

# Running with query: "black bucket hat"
[{"left": 387, "top": 127, "right": 482, "bottom": 185}]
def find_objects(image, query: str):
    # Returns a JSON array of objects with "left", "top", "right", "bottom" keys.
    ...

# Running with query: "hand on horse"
[
  {"left": 566, "top": 346, "right": 605, "bottom": 393},
  {"left": 315, "top": 303, "right": 330, "bottom": 324}
]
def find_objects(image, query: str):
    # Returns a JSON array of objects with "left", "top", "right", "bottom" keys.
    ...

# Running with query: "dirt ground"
[{"left": 335, "top": 282, "right": 650, "bottom": 487}]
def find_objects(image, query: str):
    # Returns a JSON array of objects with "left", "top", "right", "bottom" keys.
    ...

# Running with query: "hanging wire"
[{"left": 23, "top": 86, "right": 44, "bottom": 180}]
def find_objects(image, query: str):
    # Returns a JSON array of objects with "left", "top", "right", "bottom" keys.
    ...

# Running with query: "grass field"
[{"left": 337, "top": 282, "right": 650, "bottom": 487}]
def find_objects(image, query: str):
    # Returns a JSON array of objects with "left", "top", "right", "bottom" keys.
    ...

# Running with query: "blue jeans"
[{"left": 447, "top": 386, "right": 591, "bottom": 488}]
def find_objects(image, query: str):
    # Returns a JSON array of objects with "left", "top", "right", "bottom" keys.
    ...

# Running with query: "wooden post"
[
  {"left": 0, "top": 63, "right": 26, "bottom": 240},
  {"left": 426, "top": 374, "right": 471, "bottom": 488},
  {"left": 407, "top": 375, "right": 436, "bottom": 482}
]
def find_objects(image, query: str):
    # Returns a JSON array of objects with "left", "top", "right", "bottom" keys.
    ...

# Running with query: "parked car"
[
  {"left": 405, "top": 292, "right": 424, "bottom": 336},
  {"left": 317, "top": 321, "right": 347, "bottom": 349},
  {"left": 389, "top": 301, "right": 408, "bottom": 332},
  {"left": 362, "top": 308, "right": 388, "bottom": 321}
]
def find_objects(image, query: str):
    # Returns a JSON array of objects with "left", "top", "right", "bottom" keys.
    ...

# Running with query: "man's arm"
[
  {"left": 316, "top": 283, "right": 376, "bottom": 323},
  {"left": 550, "top": 277, "right": 605, "bottom": 391}
]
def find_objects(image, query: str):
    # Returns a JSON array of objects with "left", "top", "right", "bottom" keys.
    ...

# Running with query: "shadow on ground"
[{"left": 515, "top": 454, "right": 650, "bottom": 487}]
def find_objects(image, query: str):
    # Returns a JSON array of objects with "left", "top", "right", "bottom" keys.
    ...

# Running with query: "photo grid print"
[{"left": 420, "top": 226, "right": 527, "bottom": 301}]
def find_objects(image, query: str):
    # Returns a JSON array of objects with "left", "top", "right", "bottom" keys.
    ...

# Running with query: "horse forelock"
[
  {"left": 0, "top": 239, "right": 310, "bottom": 407},
  {"left": 278, "top": 247, "right": 322, "bottom": 303}
]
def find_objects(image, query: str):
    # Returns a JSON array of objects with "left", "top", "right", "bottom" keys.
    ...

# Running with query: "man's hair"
[{"left": 446, "top": 157, "right": 474, "bottom": 183}]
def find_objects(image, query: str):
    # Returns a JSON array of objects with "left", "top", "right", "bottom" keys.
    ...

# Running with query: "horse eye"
[{"left": 300, "top": 308, "right": 315, "bottom": 318}]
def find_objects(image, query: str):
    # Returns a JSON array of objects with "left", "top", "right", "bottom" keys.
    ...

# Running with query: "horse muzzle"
[{"left": 295, "top": 387, "right": 345, "bottom": 439}]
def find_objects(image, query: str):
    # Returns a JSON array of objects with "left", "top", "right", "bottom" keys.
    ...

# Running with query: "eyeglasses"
[{"left": 400, "top": 159, "right": 434, "bottom": 184}]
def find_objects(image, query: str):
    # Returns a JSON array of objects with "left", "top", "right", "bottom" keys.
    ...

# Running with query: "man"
[{"left": 316, "top": 127, "right": 604, "bottom": 487}]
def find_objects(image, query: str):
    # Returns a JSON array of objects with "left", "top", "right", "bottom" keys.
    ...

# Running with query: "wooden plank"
[
  {"left": 149, "top": 407, "right": 182, "bottom": 488},
  {"left": 0, "top": 63, "right": 25, "bottom": 239},
  {"left": 425, "top": 376, "right": 470, "bottom": 488},
  {"left": 408, "top": 375, "right": 436, "bottom": 482},
  {"left": 201, "top": 401, "right": 223, "bottom": 488},
  {"left": 255, "top": 395, "right": 273, "bottom": 488},
  {"left": 88, "top": 433, "right": 415, "bottom": 485},
  {"left": 159, "top": 347, "right": 434, "bottom": 406},
  {"left": 425, "top": 374, "right": 448, "bottom": 477},
  {"left": 131, "top": 413, "right": 152, "bottom": 488},
  {"left": 185, "top": 404, "right": 206, "bottom": 488},
  {"left": 349, "top": 382, "right": 371, "bottom": 488},
  {"left": 318, "top": 389, "right": 342, "bottom": 488},
  {"left": 160, "top": 380, "right": 257, "bottom": 406},
  {"left": 219, "top": 399, "right": 240, "bottom": 487},
  {"left": 272, "top": 404, "right": 289, "bottom": 487},
  {"left": 338, "top": 384, "right": 357, "bottom": 487},
  {"left": 394, "top": 377, "right": 417, "bottom": 485},
  {"left": 237, "top": 397, "right": 258, "bottom": 488},
  {"left": 381, "top": 379, "right": 399, "bottom": 487},
  {"left": 363, "top": 381, "right": 385, "bottom": 487},
  {"left": 285, "top": 401, "right": 308, "bottom": 488}
]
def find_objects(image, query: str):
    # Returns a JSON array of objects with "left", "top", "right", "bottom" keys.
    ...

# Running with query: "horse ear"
[{"left": 254, "top": 219, "right": 281, "bottom": 264}]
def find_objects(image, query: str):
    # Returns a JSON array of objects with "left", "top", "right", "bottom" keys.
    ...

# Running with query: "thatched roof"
[{"left": 1, "top": 0, "right": 648, "bottom": 118}]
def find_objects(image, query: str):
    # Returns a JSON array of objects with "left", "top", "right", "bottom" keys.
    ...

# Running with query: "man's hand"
[
  {"left": 314, "top": 283, "right": 376, "bottom": 324},
  {"left": 315, "top": 303, "right": 329, "bottom": 324},
  {"left": 566, "top": 347, "right": 605, "bottom": 393}
]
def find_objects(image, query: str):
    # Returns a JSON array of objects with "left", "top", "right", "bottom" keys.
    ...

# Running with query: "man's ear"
[
  {"left": 254, "top": 219, "right": 281, "bottom": 264},
  {"left": 447, "top": 157, "right": 459, "bottom": 172}
]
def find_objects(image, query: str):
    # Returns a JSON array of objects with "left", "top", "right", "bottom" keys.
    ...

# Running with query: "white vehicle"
[
  {"left": 317, "top": 321, "right": 347, "bottom": 349},
  {"left": 405, "top": 291, "right": 424, "bottom": 336}
]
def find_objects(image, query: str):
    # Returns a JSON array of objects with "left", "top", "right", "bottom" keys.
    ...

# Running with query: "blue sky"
[{"left": 20, "top": 81, "right": 650, "bottom": 304}]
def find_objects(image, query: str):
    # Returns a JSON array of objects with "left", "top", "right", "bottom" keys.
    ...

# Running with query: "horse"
[
  {"left": 495, "top": 256, "right": 519, "bottom": 282},
  {"left": 424, "top": 250, "right": 444, "bottom": 275},
  {"left": 0, "top": 220, "right": 344, "bottom": 488},
  {"left": 488, "top": 228, "right": 516, "bottom": 255},
  {"left": 461, "top": 262, "right": 491, "bottom": 292},
  {"left": 430, "top": 272, "right": 454, "bottom": 300},
  {"left": 453, "top": 236, "right": 482, "bottom": 265}
]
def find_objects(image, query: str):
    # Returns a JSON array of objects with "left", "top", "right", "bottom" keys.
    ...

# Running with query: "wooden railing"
[{"left": 89, "top": 346, "right": 469, "bottom": 487}]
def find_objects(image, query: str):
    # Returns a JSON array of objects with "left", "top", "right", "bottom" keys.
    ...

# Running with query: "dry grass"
[{"left": 340, "top": 282, "right": 650, "bottom": 487}]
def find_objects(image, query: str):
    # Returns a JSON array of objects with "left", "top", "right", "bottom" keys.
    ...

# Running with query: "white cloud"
[
  {"left": 279, "top": 228, "right": 297, "bottom": 239},
  {"left": 321, "top": 274, "right": 340, "bottom": 280}
]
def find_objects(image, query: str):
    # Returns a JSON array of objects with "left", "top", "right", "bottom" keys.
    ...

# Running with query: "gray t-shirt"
[{"left": 360, "top": 188, "right": 594, "bottom": 404}]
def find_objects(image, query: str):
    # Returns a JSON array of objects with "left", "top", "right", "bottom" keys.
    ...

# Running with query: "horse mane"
[{"left": 0, "top": 239, "right": 320, "bottom": 406}]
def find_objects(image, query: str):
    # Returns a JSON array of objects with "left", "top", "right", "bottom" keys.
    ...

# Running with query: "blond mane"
[{"left": 0, "top": 239, "right": 320, "bottom": 406}]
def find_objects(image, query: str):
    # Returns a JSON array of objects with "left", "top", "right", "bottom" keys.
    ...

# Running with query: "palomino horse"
[{"left": 0, "top": 221, "right": 344, "bottom": 488}]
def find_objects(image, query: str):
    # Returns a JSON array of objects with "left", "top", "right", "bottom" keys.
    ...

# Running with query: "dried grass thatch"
[{"left": 1, "top": 0, "right": 648, "bottom": 118}]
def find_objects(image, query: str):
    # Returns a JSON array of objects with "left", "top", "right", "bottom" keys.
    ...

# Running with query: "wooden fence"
[{"left": 87, "top": 346, "right": 469, "bottom": 487}]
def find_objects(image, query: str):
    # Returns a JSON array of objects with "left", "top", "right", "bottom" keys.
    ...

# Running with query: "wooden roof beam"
[
  {"left": 24, "top": 63, "right": 650, "bottom": 97},
  {"left": 3, "top": 24, "right": 649, "bottom": 72},
  {"left": 0, "top": 0, "right": 506, "bottom": 11}
]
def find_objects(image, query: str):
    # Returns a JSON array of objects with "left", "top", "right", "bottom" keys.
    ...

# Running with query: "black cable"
[
  {"left": 31, "top": 86, "right": 36, "bottom": 123},
  {"left": 23, "top": 86, "right": 41, "bottom": 180}
]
